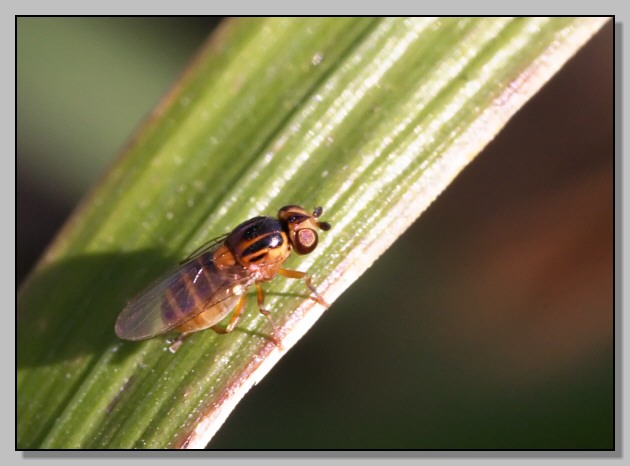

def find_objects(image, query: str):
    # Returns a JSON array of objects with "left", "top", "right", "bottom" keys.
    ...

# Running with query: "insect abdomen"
[
  {"left": 175, "top": 295, "right": 240, "bottom": 334},
  {"left": 161, "top": 253, "right": 227, "bottom": 327}
]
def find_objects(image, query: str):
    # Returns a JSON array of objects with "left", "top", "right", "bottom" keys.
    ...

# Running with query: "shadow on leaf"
[{"left": 17, "top": 249, "right": 177, "bottom": 369}]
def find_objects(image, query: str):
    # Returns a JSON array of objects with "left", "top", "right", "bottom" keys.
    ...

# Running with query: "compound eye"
[{"left": 294, "top": 228, "right": 318, "bottom": 255}]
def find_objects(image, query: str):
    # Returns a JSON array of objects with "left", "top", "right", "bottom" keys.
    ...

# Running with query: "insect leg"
[
  {"left": 167, "top": 336, "right": 186, "bottom": 353},
  {"left": 255, "top": 283, "right": 282, "bottom": 347},
  {"left": 278, "top": 268, "right": 329, "bottom": 307},
  {"left": 211, "top": 293, "right": 248, "bottom": 335}
]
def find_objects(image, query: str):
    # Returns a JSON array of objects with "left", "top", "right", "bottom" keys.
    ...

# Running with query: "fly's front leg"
[
  {"left": 255, "top": 283, "right": 283, "bottom": 348},
  {"left": 278, "top": 268, "right": 329, "bottom": 308}
]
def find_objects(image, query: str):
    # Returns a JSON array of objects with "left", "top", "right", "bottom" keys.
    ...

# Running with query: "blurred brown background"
[{"left": 17, "top": 18, "right": 614, "bottom": 449}]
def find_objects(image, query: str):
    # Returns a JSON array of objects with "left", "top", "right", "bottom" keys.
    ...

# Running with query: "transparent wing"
[
  {"left": 115, "top": 241, "right": 253, "bottom": 341},
  {"left": 180, "top": 233, "right": 229, "bottom": 263}
]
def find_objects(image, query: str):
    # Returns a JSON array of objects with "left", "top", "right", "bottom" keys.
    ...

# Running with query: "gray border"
[
  {"left": 13, "top": 12, "right": 621, "bottom": 464},
  {"left": 18, "top": 450, "right": 624, "bottom": 458},
  {"left": 614, "top": 21, "right": 623, "bottom": 459}
]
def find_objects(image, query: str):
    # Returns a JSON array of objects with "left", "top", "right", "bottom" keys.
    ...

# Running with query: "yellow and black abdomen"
[{"left": 161, "top": 252, "right": 235, "bottom": 329}]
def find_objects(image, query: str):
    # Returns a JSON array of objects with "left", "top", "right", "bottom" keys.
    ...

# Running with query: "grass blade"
[{"left": 17, "top": 17, "right": 608, "bottom": 449}]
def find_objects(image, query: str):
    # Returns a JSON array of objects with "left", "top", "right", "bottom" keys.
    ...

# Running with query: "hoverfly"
[{"left": 115, "top": 205, "right": 331, "bottom": 349}]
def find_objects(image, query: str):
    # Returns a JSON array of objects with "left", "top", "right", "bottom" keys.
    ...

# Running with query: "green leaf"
[{"left": 17, "top": 17, "right": 608, "bottom": 449}]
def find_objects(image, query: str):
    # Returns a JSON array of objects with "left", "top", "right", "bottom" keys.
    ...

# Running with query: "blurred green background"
[{"left": 17, "top": 18, "right": 614, "bottom": 449}]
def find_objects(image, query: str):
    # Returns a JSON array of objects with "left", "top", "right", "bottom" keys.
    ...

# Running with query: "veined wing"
[
  {"left": 115, "top": 242, "right": 253, "bottom": 341},
  {"left": 180, "top": 233, "right": 229, "bottom": 263}
]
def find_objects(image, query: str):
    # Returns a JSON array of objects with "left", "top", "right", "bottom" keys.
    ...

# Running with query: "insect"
[{"left": 115, "top": 205, "right": 331, "bottom": 349}]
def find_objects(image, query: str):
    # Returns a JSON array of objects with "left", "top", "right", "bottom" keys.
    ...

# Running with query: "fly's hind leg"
[
  {"left": 167, "top": 329, "right": 196, "bottom": 353},
  {"left": 167, "top": 334, "right": 187, "bottom": 353},
  {"left": 278, "top": 268, "right": 329, "bottom": 308},
  {"left": 168, "top": 295, "right": 247, "bottom": 353}
]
